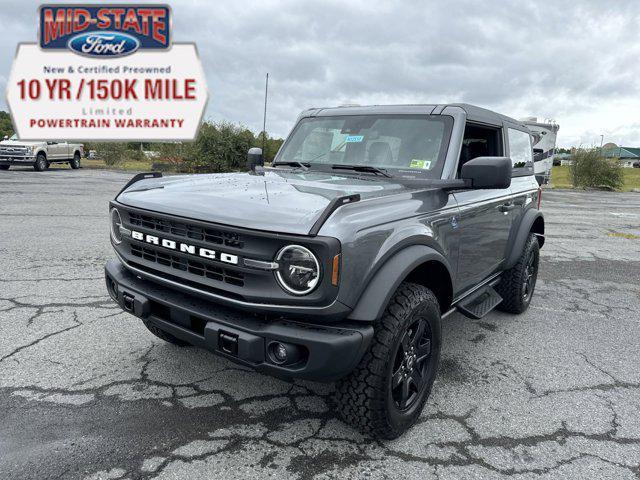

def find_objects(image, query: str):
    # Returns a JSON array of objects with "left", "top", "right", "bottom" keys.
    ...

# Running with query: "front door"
[
  {"left": 453, "top": 186, "right": 515, "bottom": 293},
  {"left": 47, "top": 141, "right": 64, "bottom": 160}
]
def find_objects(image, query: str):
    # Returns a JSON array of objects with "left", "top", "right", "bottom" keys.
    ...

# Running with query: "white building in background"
[{"left": 521, "top": 117, "right": 560, "bottom": 185}]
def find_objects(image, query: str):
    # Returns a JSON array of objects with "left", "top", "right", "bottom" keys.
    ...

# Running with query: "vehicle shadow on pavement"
[{"left": 0, "top": 306, "right": 502, "bottom": 480}]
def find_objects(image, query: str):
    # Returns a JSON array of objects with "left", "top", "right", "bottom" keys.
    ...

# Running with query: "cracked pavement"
[{"left": 1, "top": 169, "right": 639, "bottom": 479}]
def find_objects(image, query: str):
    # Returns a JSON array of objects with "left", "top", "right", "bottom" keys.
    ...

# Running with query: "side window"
[
  {"left": 507, "top": 128, "right": 533, "bottom": 174},
  {"left": 457, "top": 123, "right": 503, "bottom": 176}
]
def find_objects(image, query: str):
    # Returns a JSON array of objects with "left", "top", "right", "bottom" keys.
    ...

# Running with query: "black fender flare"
[
  {"left": 347, "top": 245, "right": 453, "bottom": 322},
  {"left": 505, "top": 209, "right": 544, "bottom": 269}
]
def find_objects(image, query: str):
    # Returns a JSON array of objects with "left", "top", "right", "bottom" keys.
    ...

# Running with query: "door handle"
[{"left": 499, "top": 203, "right": 516, "bottom": 212}]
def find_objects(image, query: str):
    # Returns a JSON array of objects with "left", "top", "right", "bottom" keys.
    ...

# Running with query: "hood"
[
  {"left": 0, "top": 140, "right": 45, "bottom": 147},
  {"left": 116, "top": 169, "right": 417, "bottom": 235}
]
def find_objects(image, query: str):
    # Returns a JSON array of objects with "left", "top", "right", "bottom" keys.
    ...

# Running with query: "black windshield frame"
[{"left": 275, "top": 114, "right": 454, "bottom": 179}]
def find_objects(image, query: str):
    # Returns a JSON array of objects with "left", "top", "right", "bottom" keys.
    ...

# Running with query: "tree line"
[
  {"left": 0, "top": 111, "right": 13, "bottom": 138},
  {"left": 0, "top": 111, "right": 284, "bottom": 173},
  {"left": 86, "top": 121, "right": 284, "bottom": 172}
]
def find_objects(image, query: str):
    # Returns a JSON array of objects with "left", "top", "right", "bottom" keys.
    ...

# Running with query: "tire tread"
[
  {"left": 496, "top": 234, "right": 539, "bottom": 313},
  {"left": 335, "top": 282, "right": 439, "bottom": 438}
]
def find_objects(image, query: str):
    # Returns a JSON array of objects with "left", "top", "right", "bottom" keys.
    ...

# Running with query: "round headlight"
[
  {"left": 275, "top": 245, "right": 320, "bottom": 295},
  {"left": 110, "top": 208, "right": 123, "bottom": 244}
]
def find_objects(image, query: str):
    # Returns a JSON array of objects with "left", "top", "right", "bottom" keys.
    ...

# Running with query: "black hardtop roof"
[{"left": 301, "top": 103, "right": 525, "bottom": 128}]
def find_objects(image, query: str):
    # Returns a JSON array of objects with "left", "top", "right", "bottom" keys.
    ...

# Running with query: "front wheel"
[
  {"left": 335, "top": 282, "right": 441, "bottom": 439},
  {"left": 496, "top": 234, "right": 540, "bottom": 313},
  {"left": 70, "top": 153, "right": 81, "bottom": 169},
  {"left": 33, "top": 153, "right": 48, "bottom": 172}
]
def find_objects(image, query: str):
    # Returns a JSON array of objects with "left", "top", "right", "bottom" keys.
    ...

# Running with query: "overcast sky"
[{"left": 1, "top": 0, "right": 639, "bottom": 147}]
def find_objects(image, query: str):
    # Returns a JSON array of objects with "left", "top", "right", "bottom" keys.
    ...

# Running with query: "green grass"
[
  {"left": 81, "top": 158, "right": 154, "bottom": 171},
  {"left": 550, "top": 165, "right": 640, "bottom": 192},
  {"left": 607, "top": 232, "right": 640, "bottom": 240},
  {"left": 550, "top": 166, "right": 572, "bottom": 189}
]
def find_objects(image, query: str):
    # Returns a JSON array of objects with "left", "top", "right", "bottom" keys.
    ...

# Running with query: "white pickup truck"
[{"left": 0, "top": 135, "right": 84, "bottom": 171}]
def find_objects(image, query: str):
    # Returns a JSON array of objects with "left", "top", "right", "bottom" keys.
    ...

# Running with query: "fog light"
[
  {"left": 106, "top": 277, "right": 118, "bottom": 301},
  {"left": 272, "top": 342, "right": 287, "bottom": 364},
  {"left": 267, "top": 341, "right": 305, "bottom": 366}
]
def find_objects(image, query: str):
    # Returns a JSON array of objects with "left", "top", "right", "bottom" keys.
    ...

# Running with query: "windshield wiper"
[
  {"left": 272, "top": 161, "right": 309, "bottom": 171},
  {"left": 331, "top": 164, "right": 393, "bottom": 178}
]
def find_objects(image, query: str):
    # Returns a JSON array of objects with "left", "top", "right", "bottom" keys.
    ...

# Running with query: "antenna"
[{"left": 262, "top": 73, "right": 269, "bottom": 157}]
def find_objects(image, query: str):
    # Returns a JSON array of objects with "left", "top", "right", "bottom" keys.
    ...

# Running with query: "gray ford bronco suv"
[{"left": 105, "top": 103, "right": 544, "bottom": 438}]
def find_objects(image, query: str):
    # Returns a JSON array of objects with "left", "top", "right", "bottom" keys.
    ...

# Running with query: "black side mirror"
[
  {"left": 247, "top": 147, "right": 264, "bottom": 171},
  {"left": 461, "top": 156, "right": 512, "bottom": 189}
]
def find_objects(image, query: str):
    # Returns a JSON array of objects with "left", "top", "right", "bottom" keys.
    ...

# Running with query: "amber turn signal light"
[{"left": 331, "top": 254, "right": 340, "bottom": 286}]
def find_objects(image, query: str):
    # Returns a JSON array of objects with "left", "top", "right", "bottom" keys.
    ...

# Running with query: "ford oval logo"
[{"left": 67, "top": 31, "right": 140, "bottom": 58}]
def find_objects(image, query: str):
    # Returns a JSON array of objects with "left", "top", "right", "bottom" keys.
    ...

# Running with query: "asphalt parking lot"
[{"left": 1, "top": 168, "right": 639, "bottom": 480}]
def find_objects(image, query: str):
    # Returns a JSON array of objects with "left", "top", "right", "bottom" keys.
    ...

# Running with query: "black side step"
[{"left": 456, "top": 286, "right": 503, "bottom": 319}]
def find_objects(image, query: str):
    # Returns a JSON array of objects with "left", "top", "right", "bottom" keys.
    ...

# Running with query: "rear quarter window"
[{"left": 507, "top": 128, "right": 534, "bottom": 176}]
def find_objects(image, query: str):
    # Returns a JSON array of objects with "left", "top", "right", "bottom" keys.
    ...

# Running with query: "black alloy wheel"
[
  {"left": 522, "top": 249, "right": 538, "bottom": 302},
  {"left": 496, "top": 233, "right": 540, "bottom": 314},
  {"left": 391, "top": 316, "right": 432, "bottom": 411},
  {"left": 335, "top": 282, "right": 442, "bottom": 439}
]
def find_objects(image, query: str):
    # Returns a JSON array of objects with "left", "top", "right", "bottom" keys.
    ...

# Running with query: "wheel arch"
[
  {"left": 347, "top": 245, "right": 454, "bottom": 322},
  {"left": 505, "top": 209, "right": 544, "bottom": 269},
  {"left": 530, "top": 215, "right": 544, "bottom": 247}
]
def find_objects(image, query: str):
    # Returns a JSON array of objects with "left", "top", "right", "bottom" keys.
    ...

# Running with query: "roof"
[
  {"left": 602, "top": 146, "right": 640, "bottom": 159},
  {"left": 299, "top": 103, "right": 524, "bottom": 128}
]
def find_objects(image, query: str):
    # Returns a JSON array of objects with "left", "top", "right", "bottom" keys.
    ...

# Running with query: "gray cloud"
[{"left": 1, "top": 0, "right": 639, "bottom": 147}]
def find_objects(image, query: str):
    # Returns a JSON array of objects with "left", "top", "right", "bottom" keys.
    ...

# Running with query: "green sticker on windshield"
[{"left": 410, "top": 159, "right": 432, "bottom": 169}]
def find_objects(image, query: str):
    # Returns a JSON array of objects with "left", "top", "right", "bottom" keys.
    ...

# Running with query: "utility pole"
[{"left": 262, "top": 73, "right": 269, "bottom": 157}]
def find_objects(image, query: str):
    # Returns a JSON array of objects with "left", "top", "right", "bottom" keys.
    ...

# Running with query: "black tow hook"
[{"left": 122, "top": 293, "right": 135, "bottom": 312}]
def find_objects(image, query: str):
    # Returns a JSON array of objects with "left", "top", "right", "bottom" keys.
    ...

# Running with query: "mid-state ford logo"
[
  {"left": 68, "top": 31, "right": 140, "bottom": 58},
  {"left": 39, "top": 5, "right": 170, "bottom": 55}
]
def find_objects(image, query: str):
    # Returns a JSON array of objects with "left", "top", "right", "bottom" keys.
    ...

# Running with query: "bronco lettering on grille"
[{"left": 131, "top": 230, "right": 239, "bottom": 265}]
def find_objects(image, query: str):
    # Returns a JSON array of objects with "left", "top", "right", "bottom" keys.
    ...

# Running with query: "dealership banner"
[{"left": 6, "top": 5, "right": 208, "bottom": 141}]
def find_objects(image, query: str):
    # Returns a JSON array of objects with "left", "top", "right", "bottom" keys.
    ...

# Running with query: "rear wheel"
[
  {"left": 70, "top": 153, "right": 81, "bottom": 169},
  {"left": 335, "top": 282, "right": 441, "bottom": 439},
  {"left": 0, "top": 165, "right": 9, "bottom": 170},
  {"left": 141, "top": 318, "right": 190, "bottom": 346},
  {"left": 496, "top": 234, "right": 540, "bottom": 313},
  {"left": 33, "top": 153, "right": 48, "bottom": 172}
]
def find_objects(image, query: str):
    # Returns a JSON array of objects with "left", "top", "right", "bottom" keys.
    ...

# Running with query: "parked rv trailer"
[{"left": 521, "top": 118, "right": 559, "bottom": 185}]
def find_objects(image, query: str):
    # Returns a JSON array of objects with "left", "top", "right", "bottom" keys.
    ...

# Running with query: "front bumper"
[
  {"left": 0, "top": 155, "right": 35, "bottom": 164},
  {"left": 105, "top": 259, "right": 373, "bottom": 381}
]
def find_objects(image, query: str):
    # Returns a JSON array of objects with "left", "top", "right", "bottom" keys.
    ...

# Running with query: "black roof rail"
[
  {"left": 308, "top": 194, "right": 360, "bottom": 236},
  {"left": 116, "top": 172, "right": 162, "bottom": 198}
]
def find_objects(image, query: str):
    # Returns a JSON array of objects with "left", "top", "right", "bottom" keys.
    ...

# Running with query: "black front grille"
[
  {"left": 131, "top": 244, "right": 245, "bottom": 287},
  {"left": 128, "top": 212, "right": 244, "bottom": 249}
]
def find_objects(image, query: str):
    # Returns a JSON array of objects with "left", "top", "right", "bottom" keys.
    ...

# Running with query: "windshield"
[
  {"left": 9, "top": 134, "right": 17, "bottom": 140},
  {"left": 276, "top": 115, "right": 451, "bottom": 177}
]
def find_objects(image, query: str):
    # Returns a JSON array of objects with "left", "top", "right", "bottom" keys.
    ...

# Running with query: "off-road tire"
[
  {"left": 142, "top": 319, "right": 191, "bottom": 347},
  {"left": 70, "top": 153, "right": 81, "bottom": 169},
  {"left": 496, "top": 234, "right": 540, "bottom": 314},
  {"left": 335, "top": 282, "right": 441, "bottom": 439},
  {"left": 0, "top": 165, "right": 9, "bottom": 170},
  {"left": 33, "top": 153, "right": 48, "bottom": 172}
]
